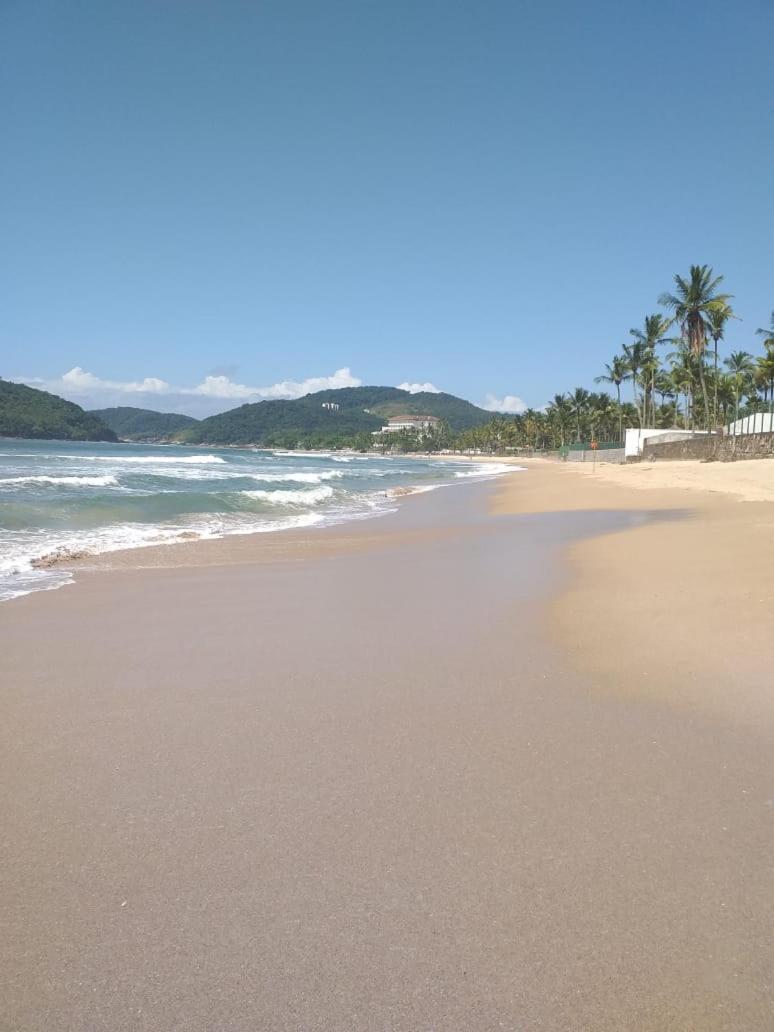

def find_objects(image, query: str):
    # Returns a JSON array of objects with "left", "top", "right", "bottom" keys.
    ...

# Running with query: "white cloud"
[
  {"left": 183, "top": 375, "right": 257, "bottom": 399},
  {"left": 397, "top": 381, "right": 441, "bottom": 394},
  {"left": 184, "top": 367, "right": 361, "bottom": 400},
  {"left": 15, "top": 366, "right": 364, "bottom": 418},
  {"left": 482, "top": 393, "right": 528, "bottom": 414},
  {"left": 59, "top": 367, "right": 171, "bottom": 394}
]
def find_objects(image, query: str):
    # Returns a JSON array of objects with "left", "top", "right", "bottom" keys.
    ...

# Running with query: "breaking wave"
[
  {"left": 241, "top": 485, "right": 336, "bottom": 506},
  {"left": 74, "top": 454, "right": 226, "bottom": 465},
  {"left": 0, "top": 474, "right": 119, "bottom": 488},
  {"left": 250, "top": 470, "right": 343, "bottom": 484},
  {"left": 453, "top": 463, "right": 523, "bottom": 478}
]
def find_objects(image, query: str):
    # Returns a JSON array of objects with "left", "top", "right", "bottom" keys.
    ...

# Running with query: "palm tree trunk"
[
  {"left": 631, "top": 373, "right": 641, "bottom": 426},
  {"left": 713, "top": 336, "right": 719, "bottom": 430},
  {"left": 616, "top": 384, "right": 622, "bottom": 442},
  {"left": 698, "top": 362, "right": 711, "bottom": 432},
  {"left": 734, "top": 389, "right": 740, "bottom": 449}
]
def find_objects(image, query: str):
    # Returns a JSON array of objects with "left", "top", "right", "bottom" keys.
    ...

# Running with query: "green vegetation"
[
  {"left": 0, "top": 380, "right": 118, "bottom": 441},
  {"left": 658, "top": 265, "right": 735, "bottom": 430},
  {"left": 363, "top": 389, "right": 493, "bottom": 430},
  {"left": 388, "top": 266, "right": 774, "bottom": 455},
  {"left": 91, "top": 406, "right": 199, "bottom": 440},
  {"left": 179, "top": 386, "right": 494, "bottom": 448}
]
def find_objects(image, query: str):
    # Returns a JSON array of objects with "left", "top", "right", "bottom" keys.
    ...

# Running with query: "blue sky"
[{"left": 3, "top": 0, "right": 773, "bottom": 417}]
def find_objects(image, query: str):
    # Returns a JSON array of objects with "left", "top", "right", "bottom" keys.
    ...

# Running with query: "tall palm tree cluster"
[{"left": 455, "top": 266, "right": 773, "bottom": 453}]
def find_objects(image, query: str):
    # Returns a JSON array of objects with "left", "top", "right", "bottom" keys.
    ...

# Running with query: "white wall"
[{"left": 726, "top": 413, "right": 774, "bottom": 435}]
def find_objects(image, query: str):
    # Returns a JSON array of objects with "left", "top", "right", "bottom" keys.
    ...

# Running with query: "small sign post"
[{"left": 591, "top": 438, "right": 598, "bottom": 472}]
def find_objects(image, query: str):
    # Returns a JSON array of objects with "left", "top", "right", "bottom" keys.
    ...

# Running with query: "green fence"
[
  {"left": 558, "top": 441, "right": 626, "bottom": 463},
  {"left": 565, "top": 441, "right": 623, "bottom": 451}
]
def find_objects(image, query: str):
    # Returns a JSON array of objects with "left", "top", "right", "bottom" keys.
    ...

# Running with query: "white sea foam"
[
  {"left": 0, "top": 567, "right": 75, "bottom": 602},
  {"left": 191, "top": 469, "right": 342, "bottom": 485},
  {"left": 453, "top": 463, "right": 524, "bottom": 478},
  {"left": 72, "top": 454, "right": 226, "bottom": 465},
  {"left": 241, "top": 485, "right": 335, "bottom": 506},
  {"left": 386, "top": 483, "right": 443, "bottom": 498},
  {"left": 250, "top": 470, "right": 343, "bottom": 484},
  {"left": 0, "top": 474, "right": 119, "bottom": 487},
  {"left": 0, "top": 511, "right": 327, "bottom": 601},
  {"left": 272, "top": 450, "right": 331, "bottom": 458}
]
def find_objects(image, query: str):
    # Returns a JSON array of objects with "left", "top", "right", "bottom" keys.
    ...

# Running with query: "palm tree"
[
  {"left": 640, "top": 352, "right": 661, "bottom": 426},
  {"left": 756, "top": 312, "right": 774, "bottom": 351},
  {"left": 668, "top": 341, "right": 697, "bottom": 429},
  {"left": 653, "top": 370, "right": 675, "bottom": 414},
  {"left": 756, "top": 350, "right": 774, "bottom": 419},
  {"left": 589, "top": 392, "right": 616, "bottom": 442},
  {"left": 724, "top": 350, "right": 755, "bottom": 431},
  {"left": 716, "top": 376, "right": 735, "bottom": 427},
  {"left": 521, "top": 408, "right": 541, "bottom": 450},
  {"left": 629, "top": 314, "right": 671, "bottom": 425},
  {"left": 568, "top": 387, "right": 590, "bottom": 442},
  {"left": 706, "top": 302, "right": 737, "bottom": 428},
  {"left": 622, "top": 340, "right": 646, "bottom": 425},
  {"left": 594, "top": 355, "right": 628, "bottom": 440},
  {"left": 545, "top": 393, "right": 572, "bottom": 447},
  {"left": 659, "top": 265, "right": 734, "bottom": 431}
]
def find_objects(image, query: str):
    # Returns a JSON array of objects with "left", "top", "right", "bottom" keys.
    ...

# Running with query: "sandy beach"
[
  {"left": 2, "top": 462, "right": 774, "bottom": 1030},
  {"left": 497, "top": 458, "right": 774, "bottom": 727}
]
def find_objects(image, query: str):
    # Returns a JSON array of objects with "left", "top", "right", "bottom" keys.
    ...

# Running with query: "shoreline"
[
  {"left": 3, "top": 460, "right": 774, "bottom": 1029},
  {"left": 1, "top": 445, "right": 525, "bottom": 603},
  {"left": 12, "top": 455, "right": 527, "bottom": 590}
]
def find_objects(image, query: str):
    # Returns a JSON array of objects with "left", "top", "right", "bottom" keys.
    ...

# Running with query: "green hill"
[
  {"left": 91, "top": 406, "right": 199, "bottom": 441},
  {"left": 0, "top": 380, "right": 118, "bottom": 442},
  {"left": 365, "top": 390, "right": 493, "bottom": 430},
  {"left": 179, "top": 386, "right": 493, "bottom": 447}
]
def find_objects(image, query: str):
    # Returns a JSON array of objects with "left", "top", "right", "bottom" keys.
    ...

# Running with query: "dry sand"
[
  {"left": 495, "top": 458, "right": 774, "bottom": 727},
  {"left": 2, "top": 467, "right": 774, "bottom": 1031},
  {"left": 541, "top": 454, "right": 774, "bottom": 503}
]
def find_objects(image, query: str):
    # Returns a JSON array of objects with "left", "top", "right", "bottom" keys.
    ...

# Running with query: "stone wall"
[{"left": 642, "top": 433, "right": 774, "bottom": 462}]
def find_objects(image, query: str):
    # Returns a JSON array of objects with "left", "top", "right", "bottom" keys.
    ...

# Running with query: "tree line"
[{"left": 381, "top": 265, "right": 774, "bottom": 454}]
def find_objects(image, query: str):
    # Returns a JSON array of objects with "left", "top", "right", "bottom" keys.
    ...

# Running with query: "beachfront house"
[{"left": 374, "top": 415, "right": 441, "bottom": 435}]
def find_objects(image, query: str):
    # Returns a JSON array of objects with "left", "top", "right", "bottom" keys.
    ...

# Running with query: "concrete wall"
[{"left": 642, "top": 433, "right": 774, "bottom": 462}]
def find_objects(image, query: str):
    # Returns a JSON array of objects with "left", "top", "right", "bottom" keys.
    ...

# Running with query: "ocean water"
[{"left": 0, "top": 440, "right": 518, "bottom": 601}]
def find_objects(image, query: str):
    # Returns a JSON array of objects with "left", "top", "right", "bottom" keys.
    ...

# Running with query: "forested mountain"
[
  {"left": 346, "top": 387, "right": 493, "bottom": 430},
  {"left": 0, "top": 380, "right": 118, "bottom": 441},
  {"left": 91, "top": 406, "right": 199, "bottom": 440},
  {"left": 179, "top": 386, "right": 493, "bottom": 446}
]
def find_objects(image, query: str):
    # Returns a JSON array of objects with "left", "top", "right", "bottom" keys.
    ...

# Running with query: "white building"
[{"left": 374, "top": 415, "right": 441, "bottom": 435}]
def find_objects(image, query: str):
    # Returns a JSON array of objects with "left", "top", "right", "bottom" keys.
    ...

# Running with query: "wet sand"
[{"left": 2, "top": 475, "right": 774, "bottom": 1030}]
